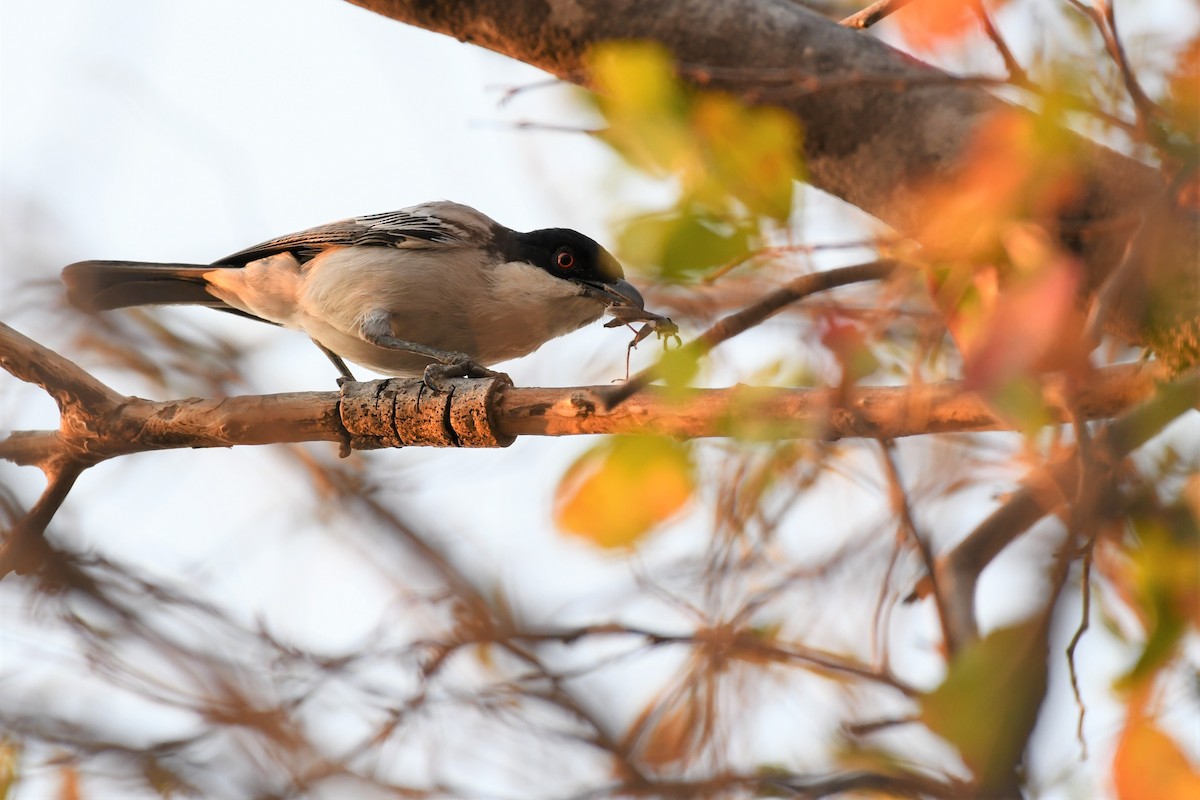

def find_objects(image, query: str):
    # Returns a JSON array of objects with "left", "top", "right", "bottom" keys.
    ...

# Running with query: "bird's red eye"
[{"left": 556, "top": 249, "right": 575, "bottom": 269}]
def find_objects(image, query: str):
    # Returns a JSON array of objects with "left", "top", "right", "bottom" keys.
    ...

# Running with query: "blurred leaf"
[
  {"left": 1166, "top": 36, "right": 1200, "bottom": 143},
  {"left": 658, "top": 343, "right": 702, "bottom": 392},
  {"left": 984, "top": 376, "right": 1054, "bottom": 433},
  {"left": 554, "top": 436, "right": 694, "bottom": 548},
  {"left": 895, "top": 0, "right": 980, "bottom": 52},
  {"left": 587, "top": 41, "right": 801, "bottom": 280},
  {"left": 1114, "top": 714, "right": 1200, "bottom": 800},
  {"left": 0, "top": 740, "right": 18, "bottom": 800},
  {"left": 819, "top": 311, "right": 882, "bottom": 385},
  {"left": 589, "top": 42, "right": 693, "bottom": 177},
  {"left": 935, "top": 225, "right": 1091, "bottom": 407},
  {"left": 918, "top": 109, "right": 1081, "bottom": 264},
  {"left": 691, "top": 93, "right": 800, "bottom": 220},
  {"left": 920, "top": 619, "right": 1047, "bottom": 792},
  {"left": 638, "top": 700, "right": 697, "bottom": 768},
  {"left": 1117, "top": 494, "right": 1200, "bottom": 688},
  {"left": 617, "top": 209, "right": 757, "bottom": 279}
]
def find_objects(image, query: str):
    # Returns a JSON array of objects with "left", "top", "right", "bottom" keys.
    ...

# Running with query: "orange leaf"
[
  {"left": 960, "top": 239, "right": 1089, "bottom": 392},
  {"left": 554, "top": 437, "right": 693, "bottom": 548},
  {"left": 917, "top": 110, "right": 1080, "bottom": 263},
  {"left": 1114, "top": 716, "right": 1200, "bottom": 800},
  {"left": 895, "top": 0, "right": 977, "bottom": 52}
]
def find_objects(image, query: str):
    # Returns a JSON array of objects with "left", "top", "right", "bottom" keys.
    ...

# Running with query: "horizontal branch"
[{"left": 1, "top": 362, "right": 1168, "bottom": 464}]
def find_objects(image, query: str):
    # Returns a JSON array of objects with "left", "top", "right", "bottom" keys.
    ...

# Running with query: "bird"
[{"left": 62, "top": 201, "right": 647, "bottom": 385}]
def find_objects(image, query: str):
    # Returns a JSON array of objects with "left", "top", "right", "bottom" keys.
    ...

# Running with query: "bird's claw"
[{"left": 421, "top": 354, "right": 509, "bottom": 393}]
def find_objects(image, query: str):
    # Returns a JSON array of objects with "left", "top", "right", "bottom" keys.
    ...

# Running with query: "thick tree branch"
[{"left": 344, "top": 0, "right": 1198, "bottom": 366}]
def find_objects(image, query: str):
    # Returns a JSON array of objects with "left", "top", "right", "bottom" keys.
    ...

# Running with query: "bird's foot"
[{"left": 421, "top": 353, "right": 509, "bottom": 393}]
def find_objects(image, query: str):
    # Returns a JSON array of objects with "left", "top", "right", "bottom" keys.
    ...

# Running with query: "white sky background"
[{"left": 1, "top": 1, "right": 1197, "bottom": 798}]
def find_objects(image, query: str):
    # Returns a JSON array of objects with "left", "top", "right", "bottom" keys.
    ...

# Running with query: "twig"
[
  {"left": 1066, "top": 0, "right": 1165, "bottom": 140},
  {"left": 936, "top": 367, "right": 1199, "bottom": 649},
  {"left": 0, "top": 460, "right": 85, "bottom": 578},
  {"left": 970, "top": 0, "right": 1029, "bottom": 85},
  {"left": 600, "top": 260, "right": 897, "bottom": 408},
  {"left": 840, "top": 0, "right": 917, "bottom": 29},
  {"left": 877, "top": 440, "right": 956, "bottom": 654},
  {"left": 1065, "top": 545, "right": 1093, "bottom": 760},
  {"left": 1084, "top": 213, "right": 1146, "bottom": 346}
]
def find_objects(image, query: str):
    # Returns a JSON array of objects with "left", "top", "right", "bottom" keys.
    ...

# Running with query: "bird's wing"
[{"left": 213, "top": 202, "right": 501, "bottom": 266}]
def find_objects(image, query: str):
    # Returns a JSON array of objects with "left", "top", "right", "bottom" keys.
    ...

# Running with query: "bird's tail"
[{"left": 62, "top": 261, "right": 228, "bottom": 312}]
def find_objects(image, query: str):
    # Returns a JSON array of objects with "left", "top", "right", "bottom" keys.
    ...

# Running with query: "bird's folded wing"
[{"left": 214, "top": 203, "right": 491, "bottom": 266}]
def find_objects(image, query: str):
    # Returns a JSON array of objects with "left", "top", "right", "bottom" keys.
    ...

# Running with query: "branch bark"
[
  {"left": 343, "top": 0, "right": 1198, "bottom": 367},
  {"left": 0, "top": 322, "right": 1168, "bottom": 463}
]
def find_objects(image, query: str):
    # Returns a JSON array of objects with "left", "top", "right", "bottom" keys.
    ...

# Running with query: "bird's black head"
[
  {"left": 508, "top": 228, "right": 625, "bottom": 284},
  {"left": 503, "top": 227, "right": 644, "bottom": 309}
]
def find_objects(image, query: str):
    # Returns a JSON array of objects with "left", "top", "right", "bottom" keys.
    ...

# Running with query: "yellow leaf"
[
  {"left": 554, "top": 437, "right": 693, "bottom": 548},
  {"left": 693, "top": 94, "right": 800, "bottom": 220},
  {"left": 0, "top": 739, "right": 19, "bottom": 800},
  {"left": 587, "top": 39, "right": 802, "bottom": 260},
  {"left": 588, "top": 42, "right": 692, "bottom": 177}
]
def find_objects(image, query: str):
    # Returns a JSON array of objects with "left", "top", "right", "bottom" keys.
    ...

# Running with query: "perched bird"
[{"left": 62, "top": 201, "right": 646, "bottom": 384}]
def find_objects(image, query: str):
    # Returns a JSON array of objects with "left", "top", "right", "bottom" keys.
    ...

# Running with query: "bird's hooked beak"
[{"left": 579, "top": 278, "right": 645, "bottom": 310}]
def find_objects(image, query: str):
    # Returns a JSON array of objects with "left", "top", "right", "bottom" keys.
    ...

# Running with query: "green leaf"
[
  {"left": 617, "top": 209, "right": 757, "bottom": 279},
  {"left": 1118, "top": 499, "right": 1200, "bottom": 688},
  {"left": 920, "top": 619, "right": 1048, "bottom": 793}
]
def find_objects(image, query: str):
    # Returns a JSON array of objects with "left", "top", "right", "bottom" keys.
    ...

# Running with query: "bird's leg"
[
  {"left": 312, "top": 339, "right": 357, "bottom": 385},
  {"left": 359, "top": 312, "right": 508, "bottom": 392}
]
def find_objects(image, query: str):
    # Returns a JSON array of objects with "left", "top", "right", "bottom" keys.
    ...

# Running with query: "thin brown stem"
[
  {"left": 1066, "top": 546, "right": 1093, "bottom": 760},
  {"left": 840, "top": 0, "right": 917, "bottom": 29},
  {"left": 600, "top": 260, "right": 897, "bottom": 407},
  {"left": 877, "top": 439, "right": 956, "bottom": 654},
  {"left": 0, "top": 460, "right": 85, "bottom": 578},
  {"left": 970, "top": 0, "right": 1029, "bottom": 85}
]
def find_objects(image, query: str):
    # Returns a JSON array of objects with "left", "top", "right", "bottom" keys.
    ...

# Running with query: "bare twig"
[
  {"left": 840, "top": 0, "right": 917, "bottom": 29},
  {"left": 601, "top": 260, "right": 897, "bottom": 407},
  {"left": 1066, "top": 0, "right": 1165, "bottom": 140},
  {"left": 970, "top": 0, "right": 1029, "bottom": 85},
  {"left": 936, "top": 367, "right": 1199, "bottom": 649},
  {"left": 1065, "top": 545, "right": 1093, "bottom": 760},
  {"left": 1084, "top": 215, "right": 1146, "bottom": 346},
  {"left": 876, "top": 440, "right": 956, "bottom": 654}
]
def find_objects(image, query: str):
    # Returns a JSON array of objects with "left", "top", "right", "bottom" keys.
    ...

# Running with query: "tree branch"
[
  {"left": 839, "top": 0, "right": 916, "bottom": 29},
  {"left": 1, "top": 320, "right": 1168, "bottom": 458},
  {"left": 935, "top": 367, "right": 1200, "bottom": 650},
  {"left": 602, "top": 260, "right": 897, "bottom": 407}
]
